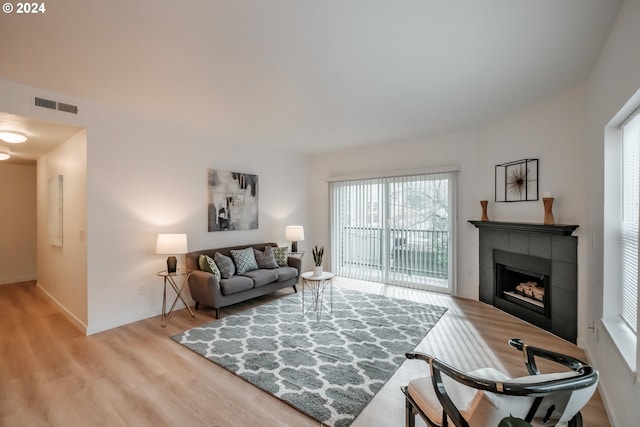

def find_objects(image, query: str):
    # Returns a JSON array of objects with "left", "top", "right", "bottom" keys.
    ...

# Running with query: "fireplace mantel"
[{"left": 468, "top": 220, "right": 578, "bottom": 236}]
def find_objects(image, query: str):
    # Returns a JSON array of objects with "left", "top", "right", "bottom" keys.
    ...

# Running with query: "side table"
[
  {"left": 157, "top": 269, "right": 195, "bottom": 327},
  {"left": 300, "top": 271, "right": 335, "bottom": 321}
]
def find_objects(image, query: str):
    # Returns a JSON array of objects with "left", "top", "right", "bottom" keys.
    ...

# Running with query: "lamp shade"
[
  {"left": 285, "top": 225, "right": 304, "bottom": 242},
  {"left": 155, "top": 233, "right": 188, "bottom": 255}
]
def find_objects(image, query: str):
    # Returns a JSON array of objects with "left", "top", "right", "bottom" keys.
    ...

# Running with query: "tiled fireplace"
[{"left": 469, "top": 221, "right": 579, "bottom": 343}]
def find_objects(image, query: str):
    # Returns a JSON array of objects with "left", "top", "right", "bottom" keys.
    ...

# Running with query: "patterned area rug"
[{"left": 171, "top": 287, "right": 447, "bottom": 427}]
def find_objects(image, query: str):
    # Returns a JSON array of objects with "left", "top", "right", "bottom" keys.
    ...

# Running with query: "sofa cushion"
[
  {"left": 272, "top": 246, "right": 289, "bottom": 267},
  {"left": 198, "top": 254, "right": 221, "bottom": 281},
  {"left": 219, "top": 276, "right": 254, "bottom": 295},
  {"left": 214, "top": 252, "right": 236, "bottom": 279},
  {"left": 254, "top": 246, "right": 279, "bottom": 269},
  {"left": 242, "top": 269, "right": 278, "bottom": 287},
  {"left": 275, "top": 266, "right": 298, "bottom": 282},
  {"left": 231, "top": 247, "right": 259, "bottom": 274}
]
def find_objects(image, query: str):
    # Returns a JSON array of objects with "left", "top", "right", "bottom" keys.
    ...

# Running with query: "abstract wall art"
[
  {"left": 207, "top": 169, "right": 259, "bottom": 232},
  {"left": 495, "top": 158, "right": 538, "bottom": 202}
]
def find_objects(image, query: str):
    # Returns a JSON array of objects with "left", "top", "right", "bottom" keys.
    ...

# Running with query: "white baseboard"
[
  {"left": 33, "top": 282, "right": 195, "bottom": 335},
  {"left": 36, "top": 282, "right": 88, "bottom": 334},
  {"left": 85, "top": 308, "right": 159, "bottom": 335},
  {"left": 84, "top": 297, "right": 195, "bottom": 335},
  {"left": 0, "top": 275, "right": 37, "bottom": 285},
  {"left": 581, "top": 343, "right": 617, "bottom": 427}
]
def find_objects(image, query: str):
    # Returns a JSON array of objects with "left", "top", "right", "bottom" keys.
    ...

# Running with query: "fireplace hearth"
[{"left": 469, "top": 221, "right": 578, "bottom": 343}]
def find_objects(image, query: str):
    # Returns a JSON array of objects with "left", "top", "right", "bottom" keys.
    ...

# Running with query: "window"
[
  {"left": 603, "top": 90, "right": 640, "bottom": 375},
  {"left": 329, "top": 169, "right": 456, "bottom": 293},
  {"left": 621, "top": 108, "right": 640, "bottom": 333}
]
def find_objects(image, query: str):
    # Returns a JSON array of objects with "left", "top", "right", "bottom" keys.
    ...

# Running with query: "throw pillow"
[
  {"left": 230, "top": 247, "right": 259, "bottom": 274},
  {"left": 272, "top": 246, "right": 289, "bottom": 267},
  {"left": 253, "top": 246, "right": 279, "bottom": 269},
  {"left": 198, "top": 254, "right": 221, "bottom": 281},
  {"left": 214, "top": 252, "right": 236, "bottom": 279}
]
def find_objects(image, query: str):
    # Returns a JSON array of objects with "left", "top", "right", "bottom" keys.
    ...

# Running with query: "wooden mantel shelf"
[{"left": 468, "top": 220, "right": 579, "bottom": 236}]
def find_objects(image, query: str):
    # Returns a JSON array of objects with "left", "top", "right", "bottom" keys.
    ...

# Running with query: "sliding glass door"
[{"left": 330, "top": 171, "right": 456, "bottom": 293}]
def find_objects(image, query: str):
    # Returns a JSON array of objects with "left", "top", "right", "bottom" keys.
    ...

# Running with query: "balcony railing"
[{"left": 338, "top": 226, "right": 449, "bottom": 280}]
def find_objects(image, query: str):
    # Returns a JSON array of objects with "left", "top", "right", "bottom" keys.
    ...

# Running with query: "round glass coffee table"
[{"left": 300, "top": 271, "right": 334, "bottom": 321}]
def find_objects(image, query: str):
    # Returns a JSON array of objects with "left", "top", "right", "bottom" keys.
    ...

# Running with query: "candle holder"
[
  {"left": 480, "top": 200, "right": 489, "bottom": 221},
  {"left": 543, "top": 197, "right": 555, "bottom": 225}
]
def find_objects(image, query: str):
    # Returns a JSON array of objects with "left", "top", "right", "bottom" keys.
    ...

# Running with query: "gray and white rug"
[{"left": 171, "top": 286, "right": 447, "bottom": 427}]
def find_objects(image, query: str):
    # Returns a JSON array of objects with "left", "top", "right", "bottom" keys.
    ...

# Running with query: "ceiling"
[
  {"left": 0, "top": 113, "right": 84, "bottom": 165},
  {"left": 0, "top": 0, "right": 622, "bottom": 159}
]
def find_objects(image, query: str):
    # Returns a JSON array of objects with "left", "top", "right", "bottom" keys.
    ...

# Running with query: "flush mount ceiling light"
[
  {"left": 0, "top": 151, "right": 10, "bottom": 161},
  {"left": 0, "top": 131, "right": 27, "bottom": 143}
]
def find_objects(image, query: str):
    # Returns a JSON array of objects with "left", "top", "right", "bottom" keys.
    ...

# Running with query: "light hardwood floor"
[{"left": 0, "top": 279, "right": 610, "bottom": 426}]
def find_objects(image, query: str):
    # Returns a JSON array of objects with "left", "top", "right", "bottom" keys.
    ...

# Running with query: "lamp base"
[
  {"left": 167, "top": 256, "right": 177, "bottom": 273},
  {"left": 291, "top": 241, "right": 298, "bottom": 253}
]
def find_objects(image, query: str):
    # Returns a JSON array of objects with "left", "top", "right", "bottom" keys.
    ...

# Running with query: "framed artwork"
[
  {"left": 48, "top": 174, "right": 63, "bottom": 247},
  {"left": 495, "top": 159, "right": 538, "bottom": 202},
  {"left": 208, "top": 169, "right": 259, "bottom": 232}
]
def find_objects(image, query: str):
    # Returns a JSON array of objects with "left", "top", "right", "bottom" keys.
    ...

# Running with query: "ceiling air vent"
[
  {"left": 35, "top": 96, "right": 57, "bottom": 110},
  {"left": 34, "top": 97, "right": 79, "bottom": 114},
  {"left": 57, "top": 102, "right": 78, "bottom": 114}
]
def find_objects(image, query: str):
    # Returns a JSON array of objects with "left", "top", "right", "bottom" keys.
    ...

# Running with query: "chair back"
[
  {"left": 405, "top": 341, "right": 600, "bottom": 427},
  {"left": 463, "top": 370, "right": 599, "bottom": 426}
]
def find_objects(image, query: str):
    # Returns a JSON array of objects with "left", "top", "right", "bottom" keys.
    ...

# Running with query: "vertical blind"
[
  {"left": 622, "top": 107, "right": 640, "bottom": 333},
  {"left": 330, "top": 171, "right": 455, "bottom": 292},
  {"left": 330, "top": 177, "right": 386, "bottom": 284}
]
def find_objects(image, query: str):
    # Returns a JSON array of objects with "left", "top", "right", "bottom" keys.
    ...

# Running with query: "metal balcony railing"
[{"left": 338, "top": 226, "right": 449, "bottom": 280}]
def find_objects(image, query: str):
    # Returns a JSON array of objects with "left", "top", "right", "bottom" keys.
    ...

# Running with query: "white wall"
[
  {"left": 309, "top": 83, "right": 587, "bottom": 303},
  {"left": 85, "top": 111, "right": 309, "bottom": 333},
  {"left": 37, "top": 130, "right": 88, "bottom": 327},
  {"left": 0, "top": 163, "right": 37, "bottom": 284},
  {"left": 0, "top": 79, "right": 309, "bottom": 335},
  {"left": 583, "top": 0, "right": 640, "bottom": 425},
  {"left": 477, "top": 84, "right": 587, "bottom": 227}
]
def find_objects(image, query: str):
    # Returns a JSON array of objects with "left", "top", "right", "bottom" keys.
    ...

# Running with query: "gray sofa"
[{"left": 185, "top": 242, "right": 301, "bottom": 318}]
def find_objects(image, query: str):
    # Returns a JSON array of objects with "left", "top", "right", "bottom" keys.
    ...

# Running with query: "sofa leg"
[
  {"left": 194, "top": 301, "right": 200, "bottom": 310},
  {"left": 293, "top": 284, "right": 298, "bottom": 293},
  {"left": 215, "top": 308, "right": 221, "bottom": 319}
]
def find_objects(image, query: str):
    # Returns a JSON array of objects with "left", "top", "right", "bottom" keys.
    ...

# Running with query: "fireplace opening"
[
  {"left": 496, "top": 264, "right": 550, "bottom": 317},
  {"left": 493, "top": 249, "right": 552, "bottom": 324}
]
